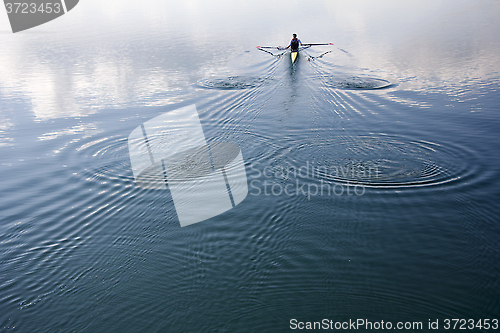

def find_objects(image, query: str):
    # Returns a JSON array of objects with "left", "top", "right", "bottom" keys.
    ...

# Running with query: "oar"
[
  {"left": 259, "top": 43, "right": 333, "bottom": 48},
  {"left": 257, "top": 46, "right": 286, "bottom": 50},
  {"left": 257, "top": 48, "right": 277, "bottom": 56},
  {"left": 303, "top": 43, "right": 334, "bottom": 46},
  {"left": 256, "top": 47, "right": 287, "bottom": 57}
]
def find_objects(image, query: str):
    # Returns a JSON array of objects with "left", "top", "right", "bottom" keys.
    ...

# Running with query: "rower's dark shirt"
[{"left": 290, "top": 38, "right": 301, "bottom": 51}]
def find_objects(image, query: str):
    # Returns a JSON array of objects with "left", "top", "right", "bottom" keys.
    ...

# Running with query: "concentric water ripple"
[
  {"left": 334, "top": 76, "right": 393, "bottom": 90},
  {"left": 261, "top": 134, "right": 481, "bottom": 190},
  {"left": 313, "top": 74, "right": 393, "bottom": 90},
  {"left": 197, "top": 76, "right": 267, "bottom": 90},
  {"left": 73, "top": 136, "right": 134, "bottom": 187}
]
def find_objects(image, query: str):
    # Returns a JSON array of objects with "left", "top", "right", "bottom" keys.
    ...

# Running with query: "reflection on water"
[
  {"left": 1, "top": 0, "right": 500, "bottom": 332},
  {"left": 0, "top": 0, "right": 498, "bottom": 120}
]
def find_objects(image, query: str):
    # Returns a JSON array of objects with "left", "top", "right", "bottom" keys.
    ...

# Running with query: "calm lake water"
[{"left": 1, "top": 0, "right": 499, "bottom": 332}]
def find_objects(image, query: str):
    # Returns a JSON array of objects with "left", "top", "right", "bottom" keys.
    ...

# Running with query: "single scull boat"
[{"left": 257, "top": 43, "right": 334, "bottom": 63}]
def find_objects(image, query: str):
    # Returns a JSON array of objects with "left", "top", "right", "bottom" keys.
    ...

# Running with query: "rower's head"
[{"left": 293, "top": 33, "right": 297, "bottom": 38}]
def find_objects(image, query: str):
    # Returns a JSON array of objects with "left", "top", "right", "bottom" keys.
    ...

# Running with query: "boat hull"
[{"left": 291, "top": 51, "right": 298, "bottom": 63}]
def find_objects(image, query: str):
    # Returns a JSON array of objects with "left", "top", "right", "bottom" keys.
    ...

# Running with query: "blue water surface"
[{"left": 1, "top": 0, "right": 499, "bottom": 332}]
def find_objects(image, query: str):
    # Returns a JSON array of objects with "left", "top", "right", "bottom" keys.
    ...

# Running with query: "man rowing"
[
  {"left": 285, "top": 33, "right": 302, "bottom": 51},
  {"left": 256, "top": 39, "right": 334, "bottom": 63}
]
